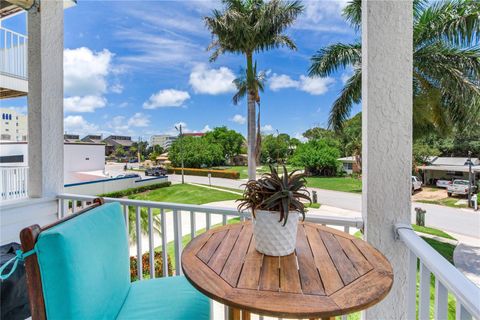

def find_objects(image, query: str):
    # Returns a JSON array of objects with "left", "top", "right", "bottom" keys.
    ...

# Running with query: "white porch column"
[
  {"left": 28, "top": 0, "right": 64, "bottom": 198},
  {"left": 362, "top": 0, "right": 412, "bottom": 319}
]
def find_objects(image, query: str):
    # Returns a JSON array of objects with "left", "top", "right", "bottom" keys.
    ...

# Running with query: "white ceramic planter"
[{"left": 253, "top": 210, "right": 299, "bottom": 256}]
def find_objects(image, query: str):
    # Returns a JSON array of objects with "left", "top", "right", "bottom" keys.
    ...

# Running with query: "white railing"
[
  {"left": 1, "top": 166, "right": 28, "bottom": 200},
  {"left": 58, "top": 193, "right": 362, "bottom": 320},
  {"left": 0, "top": 26, "right": 28, "bottom": 79},
  {"left": 396, "top": 223, "right": 480, "bottom": 320}
]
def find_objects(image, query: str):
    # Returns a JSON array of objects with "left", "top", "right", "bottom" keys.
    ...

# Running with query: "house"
[
  {"left": 103, "top": 135, "right": 133, "bottom": 155},
  {"left": 81, "top": 134, "right": 103, "bottom": 144},
  {"left": 63, "top": 134, "right": 79, "bottom": 143},
  {"left": 420, "top": 156, "right": 480, "bottom": 185},
  {"left": 0, "top": 1, "right": 478, "bottom": 319},
  {"left": 338, "top": 156, "right": 361, "bottom": 175}
]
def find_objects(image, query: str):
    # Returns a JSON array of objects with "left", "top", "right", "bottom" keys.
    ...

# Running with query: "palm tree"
[
  {"left": 232, "top": 63, "right": 266, "bottom": 164},
  {"left": 309, "top": 0, "right": 480, "bottom": 134},
  {"left": 205, "top": 0, "right": 303, "bottom": 180}
]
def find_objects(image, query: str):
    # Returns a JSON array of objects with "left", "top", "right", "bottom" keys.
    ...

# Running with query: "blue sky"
[{"left": 3, "top": 0, "right": 360, "bottom": 141}]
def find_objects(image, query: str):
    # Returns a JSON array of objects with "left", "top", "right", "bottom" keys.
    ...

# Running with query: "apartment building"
[{"left": 0, "top": 108, "right": 27, "bottom": 142}]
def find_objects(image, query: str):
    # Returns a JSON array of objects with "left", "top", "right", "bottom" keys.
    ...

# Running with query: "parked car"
[
  {"left": 412, "top": 176, "right": 422, "bottom": 194},
  {"left": 447, "top": 179, "right": 470, "bottom": 197},
  {"left": 436, "top": 179, "right": 452, "bottom": 188},
  {"left": 145, "top": 167, "right": 167, "bottom": 176},
  {"left": 115, "top": 173, "right": 141, "bottom": 179}
]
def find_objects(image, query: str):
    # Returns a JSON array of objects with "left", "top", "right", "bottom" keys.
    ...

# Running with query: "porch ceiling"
[{"left": 0, "top": 87, "right": 27, "bottom": 99}]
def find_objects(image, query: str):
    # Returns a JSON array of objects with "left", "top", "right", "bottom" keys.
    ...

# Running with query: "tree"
[
  {"left": 114, "top": 145, "right": 126, "bottom": 159},
  {"left": 169, "top": 136, "right": 224, "bottom": 168},
  {"left": 204, "top": 126, "right": 245, "bottom": 162},
  {"left": 261, "top": 134, "right": 289, "bottom": 164},
  {"left": 413, "top": 142, "right": 441, "bottom": 167},
  {"left": 205, "top": 0, "right": 303, "bottom": 180},
  {"left": 303, "top": 127, "right": 337, "bottom": 141},
  {"left": 147, "top": 145, "right": 164, "bottom": 162},
  {"left": 289, "top": 140, "right": 341, "bottom": 176},
  {"left": 233, "top": 66, "right": 266, "bottom": 164},
  {"left": 309, "top": 0, "right": 480, "bottom": 133}
]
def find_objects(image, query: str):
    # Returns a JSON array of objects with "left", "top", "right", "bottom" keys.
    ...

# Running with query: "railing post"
[
  {"left": 148, "top": 208, "right": 155, "bottom": 279},
  {"left": 362, "top": 0, "right": 413, "bottom": 318},
  {"left": 135, "top": 206, "right": 142, "bottom": 280},
  {"left": 173, "top": 210, "right": 183, "bottom": 275},
  {"left": 160, "top": 209, "right": 168, "bottom": 277}
]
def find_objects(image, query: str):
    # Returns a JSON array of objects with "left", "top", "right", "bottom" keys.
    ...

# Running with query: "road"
[{"left": 106, "top": 164, "right": 480, "bottom": 238}]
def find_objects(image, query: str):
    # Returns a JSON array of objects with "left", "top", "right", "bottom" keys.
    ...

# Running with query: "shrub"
[
  {"left": 167, "top": 168, "right": 240, "bottom": 179},
  {"left": 99, "top": 182, "right": 171, "bottom": 198},
  {"left": 130, "top": 251, "right": 173, "bottom": 281}
]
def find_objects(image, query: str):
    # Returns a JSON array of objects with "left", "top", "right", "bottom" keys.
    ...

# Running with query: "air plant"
[{"left": 237, "top": 165, "right": 311, "bottom": 226}]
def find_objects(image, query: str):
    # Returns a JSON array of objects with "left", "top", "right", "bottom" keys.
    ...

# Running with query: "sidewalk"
[{"left": 452, "top": 232, "right": 480, "bottom": 287}]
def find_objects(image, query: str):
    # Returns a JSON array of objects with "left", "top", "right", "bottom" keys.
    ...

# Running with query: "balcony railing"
[
  {"left": 0, "top": 26, "right": 28, "bottom": 79},
  {"left": 396, "top": 224, "right": 480, "bottom": 320},
  {"left": 0, "top": 166, "right": 28, "bottom": 200},
  {"left": 57, "top": 193, "right": 480, "bottom": 320}
]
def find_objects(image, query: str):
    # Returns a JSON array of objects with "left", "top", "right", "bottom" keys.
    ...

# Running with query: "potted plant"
[{"left": 237, "top": 165, "right": 311, "bottom": 256}]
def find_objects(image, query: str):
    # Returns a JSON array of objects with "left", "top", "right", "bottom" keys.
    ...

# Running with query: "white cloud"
[
  {"left": 261, "top": 124, "right": 274, "bottom": 133},
  {"left": 298, "top": 76, "right": 335, "bottom": 95},
  {"left": 295, "top": 0, "right": 351, "bottom": 33},
  {"left": 3, "top": 106, "right": 27, "bottom": 115},
  {"left": 269, "top": 74, "right": 335, "bottom": 95},
  {"left": 189, "top": 64, "right": 236, "bottom": 95},
  {"left": 341, "top": 69, "right": 353, "bottom": 84},
  {"left": 64, "top": 95, "right": 107, "bottom": 113},
  {"left": 110, "top": 83, "right": 124, "bottom": 94},
  {"left": 128, "top": 113, "right": 150, "bottom": 127},
  {"left": 143, "top": 89, "right": 191, "bottom": 109},
  {"left": 64, "top": 115, "right": 99, "bottom": 135},
  {"left": 230, "top": 114, "right": 246, "bottom": 125},
  {"left": 64, "top": 47, "right": 113, "bottom": 97},
  {"left": 269, "top": 74, "right": 299, "bottom": 91},
  {"left": 201, "top": 125, "right": 212, "bottom": 133},
  {"left": 293, "top": 132, "right": 308, "bottom": 143}
]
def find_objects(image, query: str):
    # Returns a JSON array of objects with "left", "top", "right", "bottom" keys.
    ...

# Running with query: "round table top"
[{"left": 181, "top": 221, "right": 393, "bottom": 319}]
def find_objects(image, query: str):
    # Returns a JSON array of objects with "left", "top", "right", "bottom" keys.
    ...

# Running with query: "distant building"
[
  {"left": 103, "top": 135, "right": 133, "bottom": 155},
  {"left": 183, "top": 133, "right": 205, "bottom": 138},
  {"left": 64, "top": 134, "right": 80, "bottom": 143},
  {"left": 420, "top": 156, "right": 480, "bottom": 185},
  {"left": 0, "top": 108, "right": 27, "bottom": 142},
  {"left": 338, "top": 156, "right": 361, "bottom": 175},
  {"left": 81, "top": 135, "right": 103, "bottom": 144},
  {"left": 150, "top": 134, "right": 177, "bottom": 150}
]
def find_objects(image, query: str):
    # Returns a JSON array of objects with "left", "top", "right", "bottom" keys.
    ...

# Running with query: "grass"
[
  {"left": 128, "top": 183, "right": 239, "bottom": 204},
  {"left": 306, "top": 176, "right": 362, "bottom": 193},
  {"left": 305, "top": 202, "right": 321, "bottom": 209},
  {"left": 417, "top": 197, "right": 468, "bottom": 209},
  {"left": 412, "top": 225, "right": 456, "bottom": 240},
  {"left": 198, "top": 184, "right": 243, "bottom": 195}
]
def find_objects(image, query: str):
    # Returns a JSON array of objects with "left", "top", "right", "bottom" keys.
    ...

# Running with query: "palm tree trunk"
[
  {"left": 246, "top": 52, "right": 256, "bottom": 180},
  {"left": 255, "top": 103, "right": 262, "bottom": 165}
]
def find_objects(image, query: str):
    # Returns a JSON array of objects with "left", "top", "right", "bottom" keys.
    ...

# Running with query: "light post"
[
  {"left": 175, "top": 124, "right": 185, "bottom": 184},
  {"left": 465, "top": 151, "right": 473, "bottom": 208}
]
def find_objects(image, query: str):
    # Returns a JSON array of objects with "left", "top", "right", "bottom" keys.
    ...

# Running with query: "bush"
[
  {"left": 167, "top": 167, "right": 240, "bottom": 179},
  {"left": 169, "top": 136, "right": 225, "bottom": 168},
  {"left": 289, "top": 140, "right": 340, "bottom": 176},
  {"left": 130, "top": 251, "right": 173, "bottom": 281},
  {"left": 99, "top": 182, "right": 171, "bottom": 198}
]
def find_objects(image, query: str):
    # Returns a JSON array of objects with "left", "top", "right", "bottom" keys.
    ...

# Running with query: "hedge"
[
  {"left": 130, "top": 251, "right": 173, "bottom": 281},
  {"left": 167, "top": 167, "right": 240, "bottom": 179},
  {"left": 99, "top": 182, "right": 171, "bottom": 198}
]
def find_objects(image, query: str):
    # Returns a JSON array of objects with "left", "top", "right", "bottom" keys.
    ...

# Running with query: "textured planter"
[{"left": 253, "top": 210, "right": 299, "bottom": 256}]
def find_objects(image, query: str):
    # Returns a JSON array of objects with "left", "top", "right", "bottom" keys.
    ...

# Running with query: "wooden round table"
[{"left": 181, "top": 221, "right": 393, "bottom": 320}]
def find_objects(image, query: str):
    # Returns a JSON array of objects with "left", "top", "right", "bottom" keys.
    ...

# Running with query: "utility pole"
[
  {"left": 175, "top": 124, "right": 185, "bottom": 184},
  {"left": 466, "top": 151, "right": 473, "bottom": 208}
]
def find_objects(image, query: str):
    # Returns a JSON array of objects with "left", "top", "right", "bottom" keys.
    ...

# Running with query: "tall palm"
[
  {"left": 233, "top": 63, "right": 266, "bottom": 164},
  {"left": 205, "top": 0, "right": 303, "bottom": 180},
  {"left": 309, "top": 0, "right": 480, "bottom": 134}
]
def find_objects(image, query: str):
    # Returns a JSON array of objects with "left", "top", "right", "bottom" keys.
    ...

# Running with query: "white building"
[
  {"left": 0, "top": 108, "right": 28, "bottom": 141},
  {"left": 150, "top": 134, "right": 177, "bottom": 149}
]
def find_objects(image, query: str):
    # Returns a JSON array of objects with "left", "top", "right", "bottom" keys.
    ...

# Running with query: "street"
[{"left": 105, "top": 163, "right": 480, "bottom": 238}]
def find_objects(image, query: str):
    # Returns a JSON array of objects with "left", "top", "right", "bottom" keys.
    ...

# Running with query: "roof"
[
  {"left": 183, "top": 133, "right": 205, "bottom": 137},
  {"left": 421, "top": 165, "right": 480, "bottom": 173},
  {"left": 338, "top": 156, "right": 356, "bottom": 162},
  {"left": 431, "top": 157, "right": 480, "bottom": 166}
]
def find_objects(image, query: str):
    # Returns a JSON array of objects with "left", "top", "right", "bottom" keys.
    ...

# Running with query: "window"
[
  {"left": 85, "top": 157, "right": 90, "bottom": 160},
  {"left": 343, "top": 163, "right": 353, "bottom": 170},
  {"left": 5, "top": 122, "right": 9, "bottom": 125},
  {"left": 5, "top": 128, "right": 9, "bottom": 132}
]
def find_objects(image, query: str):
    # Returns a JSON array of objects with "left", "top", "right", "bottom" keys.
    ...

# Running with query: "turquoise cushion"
[
  {"left": 117, "top": 276, "right": 210, "bottom": 320},
  {"left": 36, "top": 202, "right": 130, "bottom": 320}
]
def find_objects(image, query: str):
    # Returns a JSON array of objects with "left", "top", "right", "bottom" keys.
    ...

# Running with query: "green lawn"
[
  {"left": 128, "top": 183, "right": 239, "bottom": 204},
  {"left": 212, "top": 165, "right": 302, "bottom": 179},
  {"left": 306, "top": 177, "right": 362, "bottom": 193},
  {"left": 412, "top": 225, "right": 456, "bottom": 240},
  {"left": 416, "top": 197, "right": 468, "bottom": 209}
]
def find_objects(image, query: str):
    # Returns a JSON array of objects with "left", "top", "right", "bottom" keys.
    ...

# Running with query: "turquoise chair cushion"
[
  {"left": 36, "top": 202, "right": 130, "bottom": 319},
  {"left": 117, "top": 276, "right": 210, "bottom": 320}
]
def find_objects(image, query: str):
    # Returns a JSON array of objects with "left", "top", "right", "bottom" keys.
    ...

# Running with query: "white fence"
[
  {"left": 0, "top": 26, "right": 27, "bottom": 79},
  {"left": 396, "top": 223, "right": 480, "bottom": 320},
  {"left": 0, "top": 166, "right": 28, "bottom": 200},
  {"left": 64, "top": 176, "right": 168, "bottom": 196}
]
